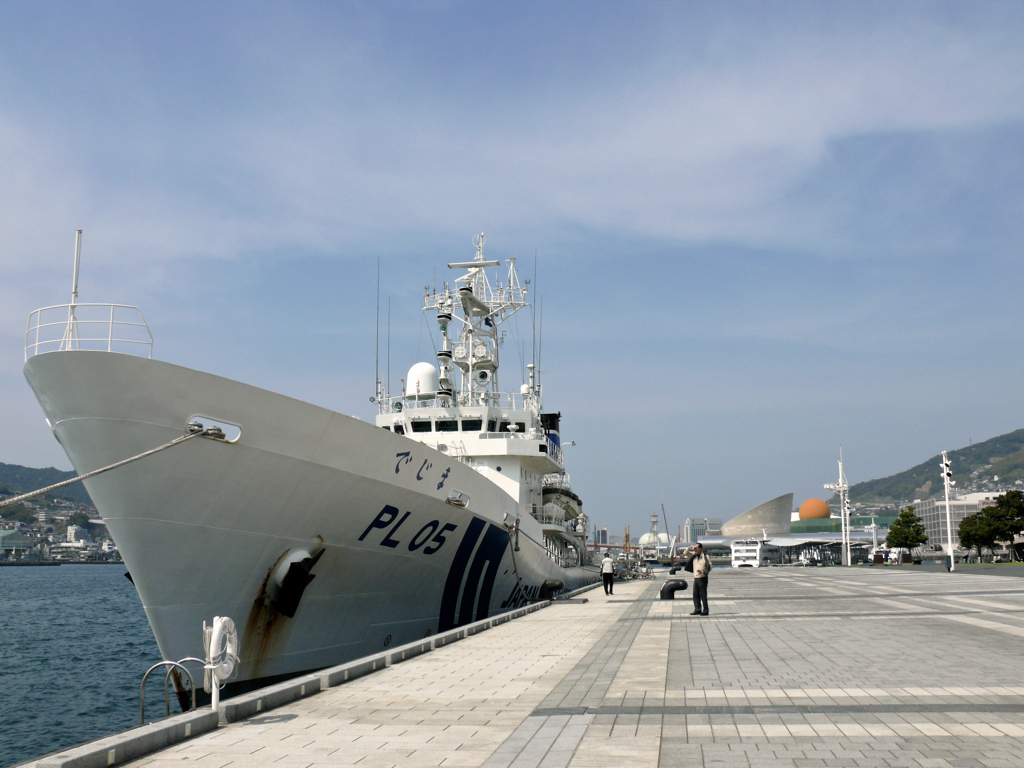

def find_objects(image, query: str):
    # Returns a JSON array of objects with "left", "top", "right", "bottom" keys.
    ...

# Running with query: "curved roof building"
[{"left": 720, "top": 493, "right": 793, "bottom": 537}]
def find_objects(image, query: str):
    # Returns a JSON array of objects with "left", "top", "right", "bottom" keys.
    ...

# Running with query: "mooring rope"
[{"left": 0, "top": 425, "right": 214, "bottom": 510}]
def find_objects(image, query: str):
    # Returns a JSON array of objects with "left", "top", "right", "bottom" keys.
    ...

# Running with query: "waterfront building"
[
  {"left": 66, "top": 524, "right": 91, "bottom": 542},
  {"left": 0, "top": 529, "right": 36, "bottom": 555},
  {"left": 791, "top": 514, "right": 897, "bottom": 535},
  {"left": 593, "top": 527, "right": 608, "bottom": 546},
  {"left": 683, "top": 517, "right": 722, "bottom": 542},
  {"left": 916, "top": 493, "right": 1000, "bottom": 553}
]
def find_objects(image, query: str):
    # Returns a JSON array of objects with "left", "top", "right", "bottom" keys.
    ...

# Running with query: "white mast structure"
[
  {"left": 416, "top": 233, "right": 530, "bottom": 409},
  {"left": 940, "top": 451, "right": 956, "bottom": 571},
  {"left": 824, "top": 451, "right": 852, "bottom": 566},
  {"left": 61, "top": 229, "right": 83, "bottom": 351}
]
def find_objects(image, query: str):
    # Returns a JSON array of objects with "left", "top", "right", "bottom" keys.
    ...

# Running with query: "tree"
[
  {"left": 956, "top": 496, "right": 1024, "bottom": 563},
  {"left": 978, "top": 493, "right": 1019, "bottom": 561},
  {"left": 68, "top": 511, "right": 91, "bottom": 528},
  {"left": 886, "top": 505, "right": 928, "bottom": 562},
  {"left": 958, "top": 514, "right": 977, "bottom": 560},
  {"left": 0, "top": 503, "right": 37, "bottom": 525},
  {"left": 958, "top": 513, "right": 989, "bottom": 561}
]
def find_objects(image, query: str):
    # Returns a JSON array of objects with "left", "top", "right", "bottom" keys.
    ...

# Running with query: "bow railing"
[{"left": 26, "top": 303, "right": 153, "bottom": 361}]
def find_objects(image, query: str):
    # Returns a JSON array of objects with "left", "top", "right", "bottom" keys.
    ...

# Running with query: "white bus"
[{"left": 731, "top": 539, "right": 783, "bottom": 568}]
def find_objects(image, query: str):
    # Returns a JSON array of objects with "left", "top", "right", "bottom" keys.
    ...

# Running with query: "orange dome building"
[{"left": 798, "top": 498, "right": 831, "bottom": 520}]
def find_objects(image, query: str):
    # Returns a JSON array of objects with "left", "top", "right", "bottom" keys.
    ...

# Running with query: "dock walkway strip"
[{"left": 29, "top": 568, "right": 1024, "bottom": 768}]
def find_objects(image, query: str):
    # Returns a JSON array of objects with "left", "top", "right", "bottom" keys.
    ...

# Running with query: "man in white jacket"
[{"left": 601, "top": 554, "right": 615, "bottom": 595}]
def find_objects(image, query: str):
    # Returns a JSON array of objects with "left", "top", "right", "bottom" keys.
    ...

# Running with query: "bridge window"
[
  {"left": 393, "top": 424, "right": 405, "bottom": 435},
  {"left": 461, "top": 418, "right": 482, "bottom": 431},
  {"left": 499, "top": 421, "right": 511, "bottom": 432},
  {"left": 487, "top": 419, "right": 497, "bottom": 432},
  {"left": 411, "top": 421, "right": 432, "bottom": 433},
  {"left": 435, "top": 419, "right": 458, "bottom": 432}
]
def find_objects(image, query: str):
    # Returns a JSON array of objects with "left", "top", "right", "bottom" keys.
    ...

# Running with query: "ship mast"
[
  {"left": 61, "top": 229, "right": 83, "bottom": 351},
  {"left": 423, "top": 233, "right": 530, "bottom": 409}
]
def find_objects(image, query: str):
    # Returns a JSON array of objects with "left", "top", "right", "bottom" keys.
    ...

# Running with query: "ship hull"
[{"left": 24, "top": 351, "right": 598, "bottom": 682}]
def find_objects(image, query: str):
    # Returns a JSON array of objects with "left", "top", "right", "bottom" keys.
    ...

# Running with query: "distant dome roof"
[
  {"left": 638, "top": 532, "right": 672, "bottom": 546},
  {"left": 799, "top": 498, "right": 831, "bottom": 520}
]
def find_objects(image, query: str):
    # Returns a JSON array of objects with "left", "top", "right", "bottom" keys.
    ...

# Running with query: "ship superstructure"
[{"left": 374, "top": 235, "right": 589, "bottom": 571}]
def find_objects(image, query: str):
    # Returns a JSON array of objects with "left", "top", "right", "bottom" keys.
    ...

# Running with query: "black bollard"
[
  {"left": 669, "top": 566, "right": 680, "bottom": 575},
  {"left": 660, "top": 579, "right": 688, "bottom": 599},
  {"left": 539, "top": 579, "right": 565, "bottom": 600}
]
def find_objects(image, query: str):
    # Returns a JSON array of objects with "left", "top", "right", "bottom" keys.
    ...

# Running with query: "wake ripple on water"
[{"left": 0, "top": 565, "right": 163, "bottom": 768}]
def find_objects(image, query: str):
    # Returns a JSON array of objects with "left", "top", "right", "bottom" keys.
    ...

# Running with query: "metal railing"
[
  {"left": 546, "top": 437, "right": 563, "bottom": 466},
  {"left": 25, "top": 303, "right": 153, "bottom": 361},
  {"left": 140, "top": 657, "right": 204, "bottom": 724},
  {"left": 478, "top": 432, "right": 562, "bottom": 465},
  {"left": 378, "top": 389, "right": 539, "bottom": 414},
  {"left": 542, "top": 472, "right": 573, "bottom": 492}
]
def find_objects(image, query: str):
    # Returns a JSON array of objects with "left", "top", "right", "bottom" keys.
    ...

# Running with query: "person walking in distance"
[
  {"left": 601, "top": 553, "right": 615, "bottom": 595},
  {"left": 689, "top": 542, "right": 712, "bottom": 616}
]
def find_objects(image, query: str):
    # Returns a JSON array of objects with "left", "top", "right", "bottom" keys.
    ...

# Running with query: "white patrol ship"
[{"left": 22, "top": 232, "right": 599, "bottom": 694}]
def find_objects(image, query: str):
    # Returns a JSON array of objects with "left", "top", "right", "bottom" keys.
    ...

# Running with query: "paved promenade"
[{"left": 124, "top": 567, "right": 1024, "bottom": 768}]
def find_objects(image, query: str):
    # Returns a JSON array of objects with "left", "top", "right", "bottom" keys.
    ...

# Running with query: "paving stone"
[{"left": 82, "top": 570, "right": 1024, "bottom": 768}]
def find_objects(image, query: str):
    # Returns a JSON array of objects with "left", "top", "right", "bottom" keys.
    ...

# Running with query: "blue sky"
[{"left": 1, "top": 2, "right": 1022, "bottom": 535}]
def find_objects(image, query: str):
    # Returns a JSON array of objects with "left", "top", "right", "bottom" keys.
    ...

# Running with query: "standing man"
[
  {"left": 601, "top": 553, "right": 615, "bottom": 595},
  {"left": 689, "top": 542, "right": 712, "bottom": 616}
]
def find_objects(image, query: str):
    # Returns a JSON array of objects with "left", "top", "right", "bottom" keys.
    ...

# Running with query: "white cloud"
[
  {"left": 0, "top": 4, "right": 1022, "bottom": 519},
  {"left": 3, "top": 6, "right": 1023, "bottom": 275}
]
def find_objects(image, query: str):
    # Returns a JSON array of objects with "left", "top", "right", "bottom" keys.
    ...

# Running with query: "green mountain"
[
  {"left": 848, "top": 428, "right": 1024, "bottom": 504},
  {"left": 0, "top": 462, "right": 94, "bottom": 506}
]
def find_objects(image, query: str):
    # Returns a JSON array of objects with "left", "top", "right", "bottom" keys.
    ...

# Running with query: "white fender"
[{"left": 207, "top": 616, "right": 239, "bottom": 683}]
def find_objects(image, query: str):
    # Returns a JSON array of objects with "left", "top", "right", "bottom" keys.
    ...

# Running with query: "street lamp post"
[
  {"left": 824, "top": 452, "right": 851, "bottom": 566},
  {"left": 940, "top": 451, "right": 956, "bottom": 572}
]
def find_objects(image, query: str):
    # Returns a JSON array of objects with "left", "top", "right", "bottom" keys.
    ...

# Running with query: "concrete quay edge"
[
  {"left": 20, "top": 580, "right": 600, "bottom": 768},
  {"left": 29, "top": 709, "right": 219, "bottom": 768}
]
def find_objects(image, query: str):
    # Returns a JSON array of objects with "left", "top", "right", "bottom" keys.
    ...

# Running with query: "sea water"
[{"left": 0, "top": 565, "right": 163, "bottom": 768}]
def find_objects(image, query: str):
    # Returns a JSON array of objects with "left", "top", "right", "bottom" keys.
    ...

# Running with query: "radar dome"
[
  {"left": 798, "top": 498, "right": 831, "bottom": 520},
  {"left": 406, "top": 362, "right": 440, "bottom": 400}
]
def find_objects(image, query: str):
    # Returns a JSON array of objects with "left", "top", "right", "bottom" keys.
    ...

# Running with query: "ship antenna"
[
  {"left": 387, "top": 296, "right": 391, "bottom": 399},
  {"left": 533, "top": 250, "right": 537, "bottom": 368},
  {"left": 422, "top": 307, "right": 438, "bottom": 356},
  {"left": 537, "top": 295, "right": 543, "bottom": 391},
  {"left": 375, "top": 257, "right": 380, "bottom": 404}
]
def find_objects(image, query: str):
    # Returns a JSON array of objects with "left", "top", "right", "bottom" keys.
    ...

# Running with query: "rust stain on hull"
[
  {"left": 168, "top": 666, "right": 195, "bottom": 713},
  {"left": 243, "top": 553, "right": 288, "bottom": 681},
  {"left": 242, "top": 539, "right": 324, "bottom": 680}
]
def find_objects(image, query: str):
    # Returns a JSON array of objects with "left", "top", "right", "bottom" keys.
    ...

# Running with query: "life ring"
[{"left": 208, "top": 616, "right": 239, "bottom": 682}]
